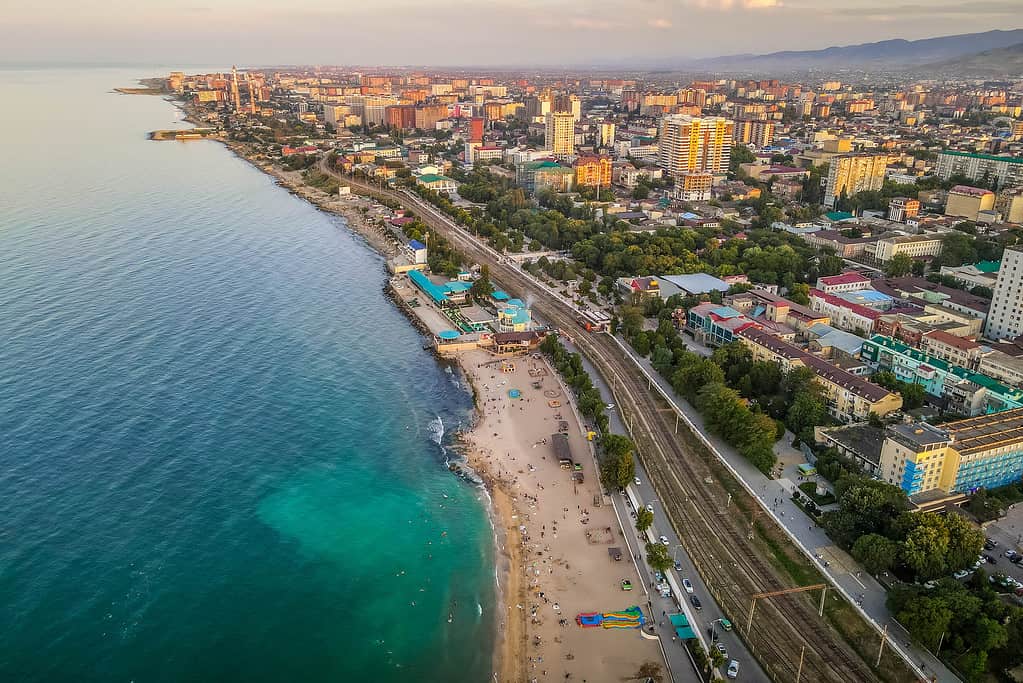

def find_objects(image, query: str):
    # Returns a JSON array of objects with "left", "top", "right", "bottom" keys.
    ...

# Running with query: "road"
[
  {"left": 563, "top": 340, "right": 770, "bottom": 683},
  {"left": 322, "top": 168, "right": 910, "bottom": 682}
]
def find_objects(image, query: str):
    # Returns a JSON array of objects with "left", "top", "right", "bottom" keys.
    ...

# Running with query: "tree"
[
  {"left": 852, "top": 533, "right": 899, "bottom": 574},
  {"left": 632, "top": 184, "right": 650, "bottom": 200},
  {"left": 944, "top": 514, "right": 985, "bottom": 572},
  {"left": 786, "top": 392, "right": 826, "bottom": 441},
  {"left": 901, "top": 513, "right": 951, "bottom": 580},
  {"left": 939, "top": 232, "right": 979, "bottom": 267},
  {"left": 788, "top": 282, "right": 811, "bottom": 305},
  {"left": 646, "top": 542, "right": 673, "bottom": 572},
  {"left": 900, "top": 382, "right": 926, "bottom": 410},
  {"left": 636, "top": 508, "right": 654, "bottom": 532},
  {"left": 885, "top": 252, "right": 915, "bottom": 277},
  {"left": 896, "top": 594, "right": 953, "bottom": 650},
  {"left": 470, "top": 264, "right": 494, "bottom": 300},
  {"left": 599, "top": 434, "right": 637, "bottom": 490}
]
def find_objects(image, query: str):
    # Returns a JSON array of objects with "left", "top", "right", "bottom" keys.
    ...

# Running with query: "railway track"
[{"left": 329, "top": 170, "right": 889, "bottom": 682}]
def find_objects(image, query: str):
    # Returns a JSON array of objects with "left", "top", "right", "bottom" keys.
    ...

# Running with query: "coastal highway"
[{"left": 323, "top": 168, "right": 896, "bottom": 682}]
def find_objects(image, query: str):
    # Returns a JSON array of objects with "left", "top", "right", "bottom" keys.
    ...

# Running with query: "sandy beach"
[{"left": 458, "top": 349, "right": 661, "bottom": 682}]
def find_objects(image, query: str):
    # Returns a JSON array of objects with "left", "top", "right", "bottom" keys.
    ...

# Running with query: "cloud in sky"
[{"left": 0, "top": 0, "right": 1018, "bottom": 66}]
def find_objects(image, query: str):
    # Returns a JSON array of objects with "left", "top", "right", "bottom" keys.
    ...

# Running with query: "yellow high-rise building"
[
  {"left": 823, "top": 154, "right": 887, "bottom": 208},
  {"left": 657, "top": 114, "right": 734, "bottom": 180},
  {"left": 545, "top": 111, "right": 576, "bottom": 159}
]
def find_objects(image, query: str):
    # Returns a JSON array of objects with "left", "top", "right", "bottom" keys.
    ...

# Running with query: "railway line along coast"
[{"left": 317, "top": 166, "right": 922, "bottom": 683}]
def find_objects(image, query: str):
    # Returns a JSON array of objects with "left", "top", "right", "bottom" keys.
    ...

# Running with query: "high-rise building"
[
  {"left": 545, "top": 112, "right": 576, "bottom": 159},
  {"left": 986, "top": 246, "right": 1023, "bottom": 340},
  {"left": 732, "top": 119, "right": 775, "bottom": 148},
  {"left": 468, "top": 117, "right": 484, "bottom": 143},
  {"left": 936, "top": 151, "right": 1023, "bottom": 189},
  {"left": 998, "top": 186, "right": 1023, "bottom": 223},
  {"left": 656, "top": 114, "right": 734, "bottom": 180},
  {"left": 385, "top": 104, "right": 416, "bottom": 130},
  {"left": 554, "top": 94, "right": 581, "bottom": 121},
  {"left": 823, "top": 154, "right": 887, "bottom": 208},
  {"left": 598, "top": 121, "right": 616, "bottom": 148}
]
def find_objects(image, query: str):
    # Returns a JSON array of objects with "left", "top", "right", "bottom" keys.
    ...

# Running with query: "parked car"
[
  {"left": 953, "top": 569, "right": 972, "bottom": 580},
  {"left": 1005, "top": 549, "right": 1018, "bottom": 560},
  {"left": 1011, "top": 555, "right": 1023, "bottom": 565},
  {"left": 727, "top": 660, "right": 740, "bottom": 679},
  {"left": 986, "top": 537, "right": 999, "bottom": 548},
  {"left": 690, "top": 595, "right": 702, "bottom": 610},
  {"left": 984, "top": 539, "right": 996, "bottom": 551},
  {"left": 984, "top": 554, "right": 997, "bottom": 564},
  {"left": 683, "top": 578, "right": 694, "bottom": 593}
]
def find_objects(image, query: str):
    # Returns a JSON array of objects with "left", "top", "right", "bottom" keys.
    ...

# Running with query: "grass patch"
[{"left": 799, "top": 481, "right": 836, "bottom": 505}]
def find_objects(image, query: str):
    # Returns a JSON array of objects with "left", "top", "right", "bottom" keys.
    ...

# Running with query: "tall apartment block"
[
  {"left": 545, "top": 111, "right": 575, "bottom": 159},
  {"left": 936, "top": 151, "right": 1023, "bottom": 189},
  {"left": 986, "top": 246, "right": 1023, "bottom": 341},
  {"left": 823, "top": 154, "right": 887, "bottom": 208},
  {"left": 656, "top": 115, "right": 734, "bottom": 180}
]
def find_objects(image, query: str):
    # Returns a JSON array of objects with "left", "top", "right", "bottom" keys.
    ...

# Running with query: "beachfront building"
[
  {"left": 496, "top": 299, "right": 533, "bottom": 333},
  {"left": 879, "top": 408, "right": 1023, "bottom": 497},
  {"left": 407, "top": 269, "right": 473, "bottom": 306},
  {"left": 736, "top": 327, "right": 902, "bottom": 423},
  {"left": 860, "top": 335, "right": 1023, "bottom": 416}
]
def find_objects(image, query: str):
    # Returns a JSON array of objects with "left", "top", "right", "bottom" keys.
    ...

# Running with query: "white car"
[
  {"left": 727, "top": 660, "right": 740, "bottom": 679},
  {"left": 645, "top": 504, "right": 654, "bottom": 513},
  {"left": 606, "top": 403, "right": 615, "bottom": 410},
  {"left": 659, "top": 535, "right": 670, "bottom": 546},
  {"left": 634, "top": 477, "right": 641, "bottom": 486},
  {"left": 953, "top": 569, "right": 972, "bottom": 580},
  {"left": 682, "top": 578, "right": 694, "bottom": 593}
]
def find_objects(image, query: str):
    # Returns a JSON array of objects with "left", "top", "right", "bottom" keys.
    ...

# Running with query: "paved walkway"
[{"left": 613, "top": 334, "right": 959, "bottom": 683}]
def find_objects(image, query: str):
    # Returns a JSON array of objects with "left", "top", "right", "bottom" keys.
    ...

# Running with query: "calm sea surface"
[{"left": 0, "top": 67, "right": 494, "bottom": 682}]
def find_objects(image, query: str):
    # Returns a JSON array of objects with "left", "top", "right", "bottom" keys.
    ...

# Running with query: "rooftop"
[
  {"left": 888, "top": 422, "right": 951, "bottom": 450},
  {"left": 943, "top": 408, "right": 1023, "bottom": 456},
  {"left": 819, "top": 424, "right": 886, "bottom": 466}
]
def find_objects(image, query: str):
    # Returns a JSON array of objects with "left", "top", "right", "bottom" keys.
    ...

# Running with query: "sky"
[{"left": 1, "top": 0, "right": 1021, "bottom": 67}]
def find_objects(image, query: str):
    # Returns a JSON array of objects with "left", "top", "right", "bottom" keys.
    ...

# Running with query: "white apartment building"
[{"left": 986, "top": 246, "right": 1023, "bottom": 340}]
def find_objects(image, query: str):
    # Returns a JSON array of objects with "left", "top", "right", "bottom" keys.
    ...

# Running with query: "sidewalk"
[{"left": 614, "top": 335, "right": 959, "bottom": 683}]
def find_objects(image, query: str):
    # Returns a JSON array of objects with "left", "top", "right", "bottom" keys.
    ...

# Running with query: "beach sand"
[{"left": 458, "top": 349, "right": 661, "bottom": 682}]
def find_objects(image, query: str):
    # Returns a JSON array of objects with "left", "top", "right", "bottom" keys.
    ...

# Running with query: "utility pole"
[
  {"left": 796, "top": 645, "right": 805, "bottom": 683},
  {"left": 876, "top": 623, "right": 888, "bottom": 668}
]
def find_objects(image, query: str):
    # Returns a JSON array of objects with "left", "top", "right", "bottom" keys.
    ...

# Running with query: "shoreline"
[
  {"left": 161, "top": 95, "right": 657, "bottom": 682},
  {"left": 166, "top": 98, "right": 527, "bottom": 681}
]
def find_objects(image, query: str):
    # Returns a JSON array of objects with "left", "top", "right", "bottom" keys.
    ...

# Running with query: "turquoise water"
[{"left": 0, "top": 68, "right": 494, "bottom": 682}]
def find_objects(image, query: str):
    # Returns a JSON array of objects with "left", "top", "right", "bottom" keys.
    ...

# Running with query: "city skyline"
[{"left": 2, "top": 0, "right": 1022, "bottom": 67}]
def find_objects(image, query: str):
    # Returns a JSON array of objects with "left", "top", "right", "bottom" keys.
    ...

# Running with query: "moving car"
[
  {"left": 720, "top": 618, "right": 732, "bottom": 631},
  {"left": 645, "top": 504, "right": 654, "bottom": 513},
  {"left": 621, "top": 579, "right": 633, "bottom": 591},
  {"left": 659, "top": 535, "right": 670, "bottom": 546},
  {"left": 727, "top": 660, "right": 740, "bottom": 679},
  {"left": 674, "top": 560, "right": 682, "bottom": 571},
  {"left": 716, "top": 642, "right": 728, "bottom": 658},
  {"left": 634, "top": 477, "right": 641, "bottom": 486},
  {"left": 690, "top": 595, "right": 702, "bottom": 610},
  {"left": 683, "top": 578, "right": 694, "bottom": 593}
]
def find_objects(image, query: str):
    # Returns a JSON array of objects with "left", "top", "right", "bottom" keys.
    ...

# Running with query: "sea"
[{"left": 0, "top": 67, "right": 495, "bottom": 682}]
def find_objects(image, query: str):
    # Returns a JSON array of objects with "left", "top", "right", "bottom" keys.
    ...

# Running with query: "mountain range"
[{"left": 689, "top": 29, "right": 1023, "bottom": 74}]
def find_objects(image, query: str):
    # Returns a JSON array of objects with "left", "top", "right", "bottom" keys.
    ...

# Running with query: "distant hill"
[
  {"left": 919, "top": 42, "right": 1023, "bottom": 77},
  {"left": 690, "top": 29, "right": 1023, "bottom": 72}
]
